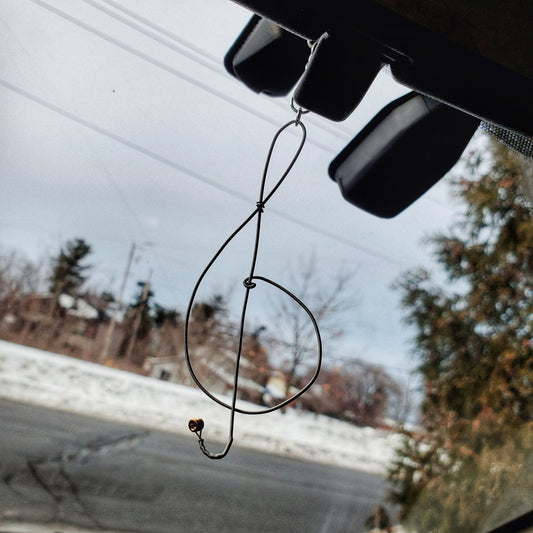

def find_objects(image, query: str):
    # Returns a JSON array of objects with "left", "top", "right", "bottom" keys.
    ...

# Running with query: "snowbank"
[{"left": 0, "top": 340, "right": 401, "bottom": 474}]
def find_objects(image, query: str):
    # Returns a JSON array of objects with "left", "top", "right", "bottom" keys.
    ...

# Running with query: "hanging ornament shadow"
[{"left": 185, "top": 105, "right": 322, "bottom": 460}]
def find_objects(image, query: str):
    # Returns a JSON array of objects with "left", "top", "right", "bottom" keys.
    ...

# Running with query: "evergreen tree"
[
  {"left": 153, "top": 303, "right": 180, "bottom": 329},
  {"left": 388, "top": 143, "right": 533, "bottom": 532},
  {"left": 190, "top": 294, "right": 227, "bottom": 343},
  {"left": 48, "top": 238, "right": 92, "bottom": 296}
]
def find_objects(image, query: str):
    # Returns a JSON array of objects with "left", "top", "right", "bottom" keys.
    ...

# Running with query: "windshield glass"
[{"left": 1, "top": 2, "right": 531, "bottom": 533}]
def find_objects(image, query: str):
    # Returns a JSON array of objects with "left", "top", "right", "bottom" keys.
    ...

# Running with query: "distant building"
[
  {"left": 145, "top": 345, "right": 270, "bottom": 405},
  {"left": 0, "top": 293, "right": 110, "bottom": 358}
]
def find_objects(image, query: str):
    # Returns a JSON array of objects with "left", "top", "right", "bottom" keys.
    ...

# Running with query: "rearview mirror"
[
  {"left": 224, "top": 16, "right": 309, "bottom": 97},
  {"left": 328, "top": 92, "right": 480, "bottom": 217}
]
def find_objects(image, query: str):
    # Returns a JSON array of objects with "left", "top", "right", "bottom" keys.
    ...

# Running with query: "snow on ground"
[{"left": 0, "top": 340, "right": 402, "bottom": 475}]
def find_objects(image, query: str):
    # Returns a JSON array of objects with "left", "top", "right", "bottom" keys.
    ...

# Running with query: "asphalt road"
[{"left": 0, "top": 399, "right": 392, "bottom": 532}]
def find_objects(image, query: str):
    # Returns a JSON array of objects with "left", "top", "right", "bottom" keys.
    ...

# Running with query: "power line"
[
  {"left": 0, "top": 77, "right": 405, "bottom": 265},
  {"left": 29, "top": 1, "right": 452, "bottom": 214},
  {"left": 87, "top": 149, "right": 183, "bottom": 281},
  {"left": 1, "top": 211, "right": 230, "bottom": 269},
  {"left": 266, "top": 209, "right": 404, "bottom": 265},
  {"left": 100, "top": 0, "right": 222, "bottom": 65},
  {"left": 1, "top": 79, "right": 252, "bottom": 203},
  {"left": 92, "top": 0, "right": 355, "bottom": 141},
  {"left": 81, "top": 0, "right": 225, "bottom": 77},
  {"left": 28, "top": 0, "right": 338, "bottom": 154},
  {"left": 90, "top": 150, "right": 147, "bottom": 232}
]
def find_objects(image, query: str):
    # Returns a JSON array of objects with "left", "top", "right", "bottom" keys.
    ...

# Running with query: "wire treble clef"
[{"left": 184, "top": 108, "right": 322, "bottom": 459}]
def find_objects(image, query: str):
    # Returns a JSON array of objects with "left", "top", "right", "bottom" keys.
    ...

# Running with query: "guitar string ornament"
[{"left": 185, "top": 103, "right": 322, "bottom": 459}]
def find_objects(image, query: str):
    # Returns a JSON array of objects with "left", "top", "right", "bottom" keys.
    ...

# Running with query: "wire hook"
[{"left": 290, "top": 97, "right": 309, "bottom": 126}]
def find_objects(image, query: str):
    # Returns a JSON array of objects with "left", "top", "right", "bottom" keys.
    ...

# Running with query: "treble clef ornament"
[{"left": 185, "top": 102, "right": 322, "bottom": 459}]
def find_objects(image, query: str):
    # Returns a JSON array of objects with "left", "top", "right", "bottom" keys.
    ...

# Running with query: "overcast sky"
[{"left": 0, "top": 0, "right": 476, "bottom": 379}]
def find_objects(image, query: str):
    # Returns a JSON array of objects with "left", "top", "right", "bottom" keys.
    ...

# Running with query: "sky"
[{"left": 0, "top": 0, "right": 475, "bottom": 382}]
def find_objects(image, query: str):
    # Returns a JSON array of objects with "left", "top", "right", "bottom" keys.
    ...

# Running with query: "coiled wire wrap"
[{"left": 184, "top": 116, "right": 322, "bottom": 459}]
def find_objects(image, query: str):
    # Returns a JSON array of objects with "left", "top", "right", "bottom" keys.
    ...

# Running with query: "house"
[{"left": 0, "top": 292, "right": 110, "bottom": 358}]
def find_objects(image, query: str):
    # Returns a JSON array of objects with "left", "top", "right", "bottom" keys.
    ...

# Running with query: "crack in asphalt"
[
  {"left": 3, "top": 430, "right": 150, "bottom": 529},
  {"left": 26, "top": 459, "right": 103, "bottom": 529},
  {"left": 39, "top": 430, "right": 151, "bottom": 466}
]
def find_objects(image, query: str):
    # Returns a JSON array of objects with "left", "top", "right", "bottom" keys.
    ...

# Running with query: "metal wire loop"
[
  {"left": 242, "top": 277, "right": 256, "bottom": 289},
  {"left": 184, "top": 109, "right": 322, "bottom": 460}
]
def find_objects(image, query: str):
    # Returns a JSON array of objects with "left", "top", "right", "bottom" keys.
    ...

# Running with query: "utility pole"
[
  {"left": 100, "top": 242, "right": 136, "bottom": 363},
  {"left": 124, "top": 269, "right": 152, "bottom": 362}
]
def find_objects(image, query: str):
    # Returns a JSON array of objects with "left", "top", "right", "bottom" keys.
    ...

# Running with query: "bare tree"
[
  {"left": 298, "top": 360, "right": 402, "bottom": 427},
  {"left": 266, "top": 253, "right": 356, "bottom": 396},
  {"left": 0, "top": 250, "right": 42, "bottom": 322},
  {"left": 342, "top": 361, "right": 402, "bottom": 426}
]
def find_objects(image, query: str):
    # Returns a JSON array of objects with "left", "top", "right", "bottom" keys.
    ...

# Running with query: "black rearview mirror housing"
[
  {"left": 328, "top": 92, "right": 480, "bottom": 218},
  {"left": 224, "top": 16, "right": 309, "bottom": 97}
]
